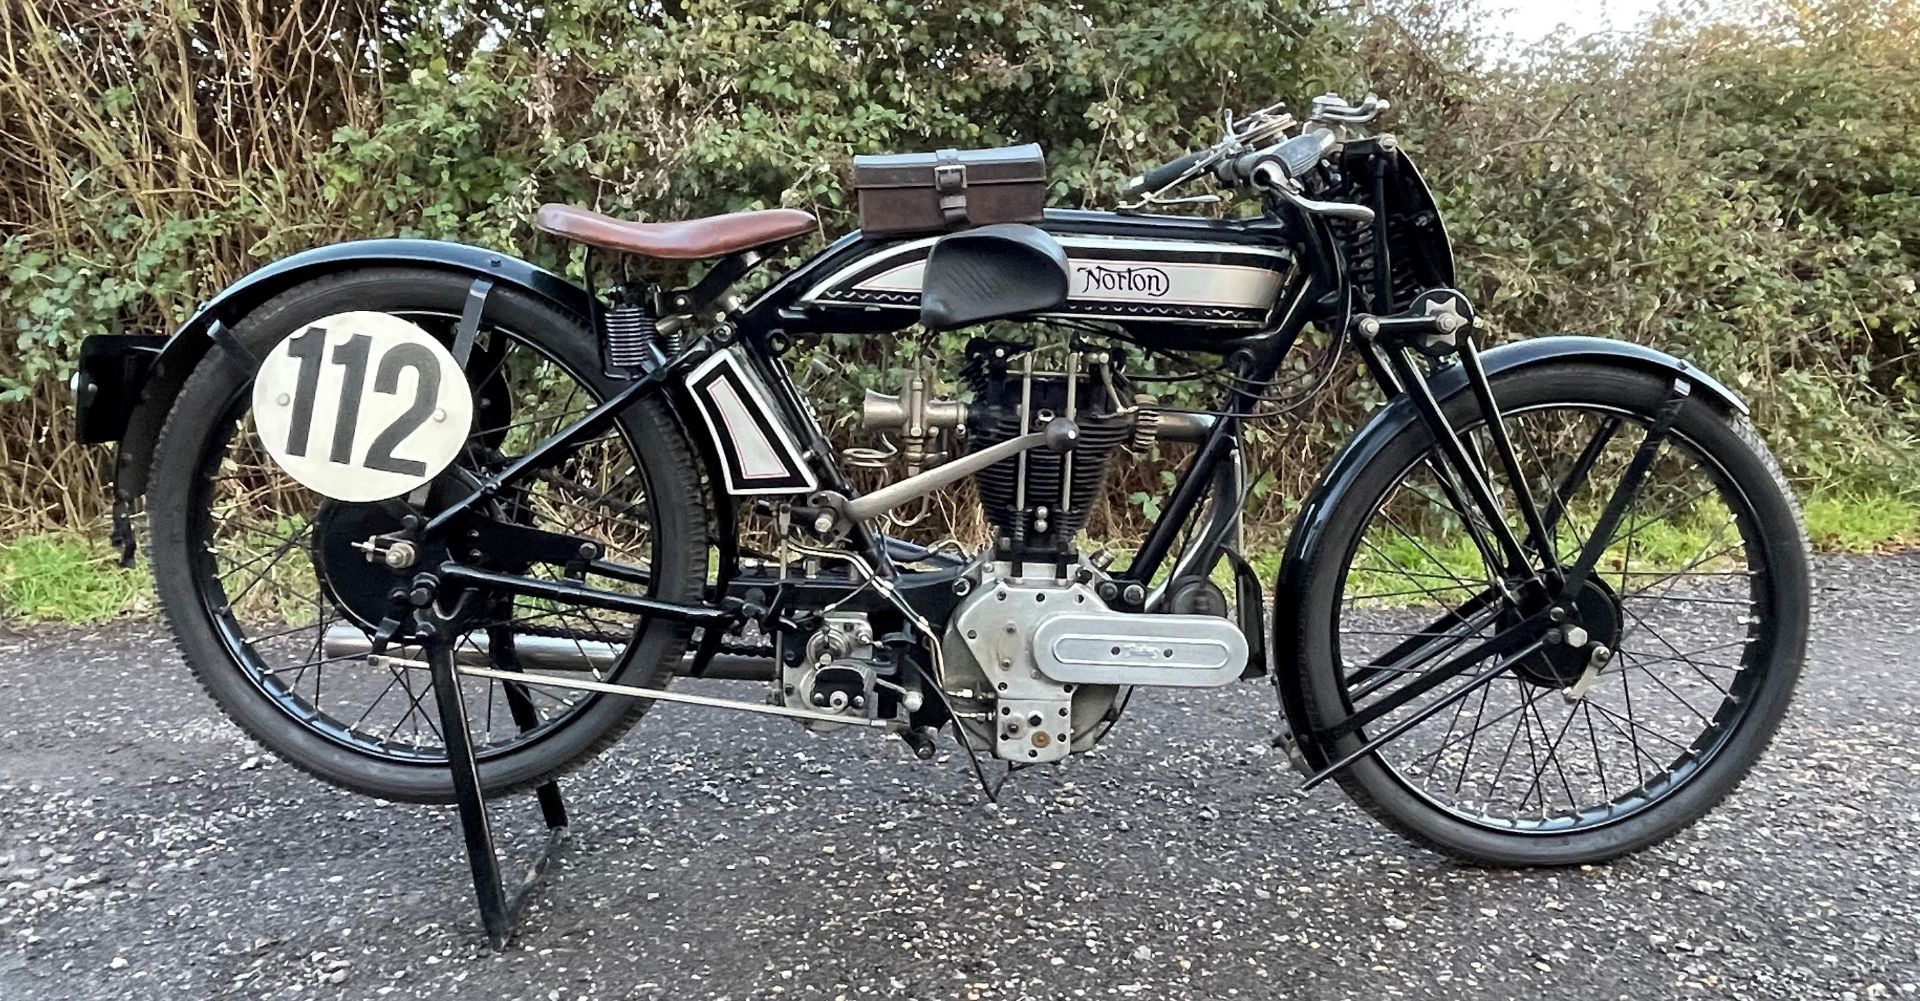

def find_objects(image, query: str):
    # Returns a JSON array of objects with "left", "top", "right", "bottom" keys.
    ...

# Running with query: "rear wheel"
[
  {"left": 1284, "top": 361, "right": 1808, "bottom": 865},
  {"left": 147, "top": 268, "right": 709, "bottom": 803}
]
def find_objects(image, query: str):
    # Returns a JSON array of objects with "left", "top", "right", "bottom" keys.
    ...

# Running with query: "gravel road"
[{"left": 2, "top": 553, "right": 1916, "bottom": 1000}]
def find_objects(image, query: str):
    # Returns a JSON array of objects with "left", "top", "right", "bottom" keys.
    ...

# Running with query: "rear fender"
[
  {"left": 1271, "top": 335, "right": 1746, "bottom": 770},
  {"left": 104, "top": 239, "right": 598, "bottom": 500}
]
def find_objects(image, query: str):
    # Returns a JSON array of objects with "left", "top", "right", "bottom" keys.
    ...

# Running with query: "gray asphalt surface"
[{"left": 1, "top": 553, "right": 1916, "bottom": 1000}]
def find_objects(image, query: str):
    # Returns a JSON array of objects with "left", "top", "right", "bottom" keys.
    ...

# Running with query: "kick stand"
[{"left": 425, "top": 625, "right": 568, "bottom": 950}]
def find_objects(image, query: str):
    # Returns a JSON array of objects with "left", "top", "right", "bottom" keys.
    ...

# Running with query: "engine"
[
  {"left": 862, "top": 337, "right": 1151, "bottom": 561},
  {"left": 838, "top": 337, "right": 1250, "bottom": 765},
  {"left": 960, "top": 340, "right": 1141, "bottom": 559}
]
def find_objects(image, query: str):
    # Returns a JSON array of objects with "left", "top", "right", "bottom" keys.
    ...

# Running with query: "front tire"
[{"left": 1280, "top": 360, "right": 1809, "bottom": 866}]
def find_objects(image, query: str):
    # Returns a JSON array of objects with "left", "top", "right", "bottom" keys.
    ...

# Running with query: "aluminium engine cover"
[
  {"left": 1032, "top": 610, "right": 1249, "bottom": 687},
  {"left": 951, "top": 579, "right": 1078, "bottom": 764}
]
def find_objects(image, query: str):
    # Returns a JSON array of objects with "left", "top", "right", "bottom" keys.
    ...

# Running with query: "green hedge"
[{"left": 1, "top": 0, "right": 1914, "bottom": 538}]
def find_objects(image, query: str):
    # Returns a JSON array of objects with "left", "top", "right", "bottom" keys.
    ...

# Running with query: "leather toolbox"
[{"left": 852, "top": 143, "right": 1047, "bottom": 236}]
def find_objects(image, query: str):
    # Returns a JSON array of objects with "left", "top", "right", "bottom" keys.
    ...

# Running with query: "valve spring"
[{"left": 1125, "top": 402, "right": 1160, "bottom": 453}]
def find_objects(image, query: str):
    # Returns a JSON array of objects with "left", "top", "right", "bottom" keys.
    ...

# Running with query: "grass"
[
  {"left": 1234, "top": 488, "right": 1920, "bottom": 607},
  {"left": 1802, "top": 492, "right": 1920, "bottom": 551},
  {"left": 1327, "top": 489, "right": 1920, "bottom": 608},
  {"left": 0, "top": 533, "right": 149, "bottom": 624},
  {"left": 1, "top": 490, "right": 1916, "bottom": 625}
]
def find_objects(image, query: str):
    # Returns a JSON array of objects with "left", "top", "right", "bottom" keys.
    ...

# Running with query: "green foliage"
[
  {"left": 1803, "top": 492, "right": 1920, "bottom": 551},
  {"left": 1, "top": 0, "right": 1916, "bottom": 543},
  {"left": 1373, "top": 0, "right": 1920, "bottom": 491}
]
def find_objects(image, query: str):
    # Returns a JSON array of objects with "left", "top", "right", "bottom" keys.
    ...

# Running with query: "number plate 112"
[{"left": 251, "top": 312, "right": 474, "bottom": 502}]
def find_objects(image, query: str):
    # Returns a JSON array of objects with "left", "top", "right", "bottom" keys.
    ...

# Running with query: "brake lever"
[
  {"left": 1279, "top": 189, "right": 1376, "bottom": 225},
  {"left": 1309, "top": 93, "right": 1390, "bottom": 125},
  {"left": 1251, "top": 162, "right": 1377, "bottom": 225}
]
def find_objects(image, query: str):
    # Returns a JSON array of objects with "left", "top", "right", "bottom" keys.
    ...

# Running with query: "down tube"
[{"left": 1122, "top": 298, "right": 1314, "bottom": 585}]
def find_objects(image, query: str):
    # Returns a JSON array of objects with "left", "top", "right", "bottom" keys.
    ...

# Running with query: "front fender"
[
  {"left": 1270, "top": 335, "right": 1746, "bottom": 769},
  {"left": 105, "top": 239, "right": 593, "bottom": 500}
]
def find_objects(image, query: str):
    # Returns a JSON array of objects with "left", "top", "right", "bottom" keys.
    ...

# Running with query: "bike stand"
[{"left": 425, "top": 632, "right": 568, "bottom": 951}]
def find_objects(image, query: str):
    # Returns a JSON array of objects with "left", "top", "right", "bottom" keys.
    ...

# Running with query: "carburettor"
[{"left": 859, "top": 368, "right": 968, "bottom": 478}]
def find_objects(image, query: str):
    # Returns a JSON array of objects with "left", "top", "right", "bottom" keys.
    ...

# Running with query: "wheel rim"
[
  {"left": 183, "top": 314, "right": 662, "bottom": 765},
  {"left": 1328, "top": 402, "right": 1779, "bottom": 835}
]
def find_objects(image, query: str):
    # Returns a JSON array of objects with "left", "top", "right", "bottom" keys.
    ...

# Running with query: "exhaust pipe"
[
  {"left": 320, "top": 624, "right": 775, "bottom": 681},
  {"left": 1153, "top": 410, "right": 1216, "bottom": 444}
]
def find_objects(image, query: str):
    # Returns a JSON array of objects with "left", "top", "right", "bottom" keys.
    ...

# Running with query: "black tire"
[
  {"left": 147, "top": 268, "right": 709, "bottom": 803},
  {"left": 1282, "top": 360, "right": 1809, "bottom": 866}
]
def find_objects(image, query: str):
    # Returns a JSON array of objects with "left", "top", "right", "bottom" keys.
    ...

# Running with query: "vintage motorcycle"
[{"left": 75, "top": 94, "right": 1808, "bottom": 868}]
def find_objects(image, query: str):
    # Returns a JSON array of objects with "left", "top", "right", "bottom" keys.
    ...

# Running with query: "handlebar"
[
  {"left": 1125, "top": 149, "right": 1210, "bottom": 197},
  {"left": 1123, "top": 93, "right": 1387, "bottom": 220},
  {"left": 1213, "top": 130, "right": 1338, "bottom": 187}
]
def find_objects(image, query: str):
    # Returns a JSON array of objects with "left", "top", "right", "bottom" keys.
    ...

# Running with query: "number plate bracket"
[{"left": 450, "top": 278, "right": 494, "bottom": 367}]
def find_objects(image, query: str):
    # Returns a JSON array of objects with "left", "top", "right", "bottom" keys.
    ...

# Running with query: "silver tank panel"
[{"left": 799, "top": 232, "right": 1294, "bottom": 330}]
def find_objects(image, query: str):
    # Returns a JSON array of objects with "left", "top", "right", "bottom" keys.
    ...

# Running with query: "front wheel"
[{"left": 1281, "top": 360, "right": 1809, "bottom": 866}]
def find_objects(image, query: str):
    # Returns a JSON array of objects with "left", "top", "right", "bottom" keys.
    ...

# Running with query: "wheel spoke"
[
  {"left": 1326, "top": 395, "right": 1782, "bottom": 835},
  {"left": 177, "top": 316, "right": 670, "bottom": 772}
]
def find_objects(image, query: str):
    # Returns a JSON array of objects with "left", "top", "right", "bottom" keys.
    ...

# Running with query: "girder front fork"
[{"left": 1355, "top": 288, "right": 1555, "bottom": 597}]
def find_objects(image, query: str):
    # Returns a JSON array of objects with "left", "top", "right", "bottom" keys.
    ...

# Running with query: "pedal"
[
  {"left": 898, "top": 726, "right": 939, "bottom": 761},
  {"left": 1272, "top": 724, "right": 1312, "bottom": 778}
]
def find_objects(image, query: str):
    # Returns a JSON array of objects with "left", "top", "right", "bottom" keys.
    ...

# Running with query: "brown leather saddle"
[{"left": 534, "top": 204, "right": 816, "bottom": 259}]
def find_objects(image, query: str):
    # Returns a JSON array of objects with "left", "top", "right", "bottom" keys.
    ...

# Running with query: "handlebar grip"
[
  {"left": 1223, "top": 148, "right": 1285, "bottom": 185},
  {"left": 1221, "top": 132, "right": 1335, "bottom": 187},
  {"left": 1126, "top": 149, "right": 1208, "bottom": 195}
]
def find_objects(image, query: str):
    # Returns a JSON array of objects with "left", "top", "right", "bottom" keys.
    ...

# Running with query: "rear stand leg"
[{"left": 423, "top": 612, "right": 568, "bottom": 951}]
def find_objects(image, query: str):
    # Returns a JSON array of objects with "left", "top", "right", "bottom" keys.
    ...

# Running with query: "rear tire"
[
  {"left": 147, "top": 268, "right": 709, "bottom": 803},
  {"left": 1280, "top": 361, "right": 1808, "bottom": 866}
]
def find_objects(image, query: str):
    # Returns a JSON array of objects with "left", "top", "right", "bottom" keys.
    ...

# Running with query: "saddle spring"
[{"left": 601, "top": 285, "right": 660, "bottom": 377}]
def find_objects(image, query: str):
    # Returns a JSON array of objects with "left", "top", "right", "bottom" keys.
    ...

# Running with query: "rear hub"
[
  {"left": 314, "top": 499, "right": 448, "bottom": 630},
  {"left": 312, "top": 471, "right": 489, "bottom": 630}
]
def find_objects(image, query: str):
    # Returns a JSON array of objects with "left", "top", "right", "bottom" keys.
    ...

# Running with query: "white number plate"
[{"left": 250, "top": 312, "right": 474, "bottom": 502}]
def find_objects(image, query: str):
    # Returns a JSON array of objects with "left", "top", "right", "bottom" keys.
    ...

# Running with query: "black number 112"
[{"left": 281, "top": 325, "right": 442, "bottom": 477}]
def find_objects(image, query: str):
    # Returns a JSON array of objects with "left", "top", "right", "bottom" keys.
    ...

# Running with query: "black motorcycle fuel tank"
[{"left": 765, "top": 209, "right": 1299, "bottom": 342}]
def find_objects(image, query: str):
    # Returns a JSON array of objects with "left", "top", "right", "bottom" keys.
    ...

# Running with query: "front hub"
[{"left": 1511, "top": 576, "right": 1623, "bottom": 688}]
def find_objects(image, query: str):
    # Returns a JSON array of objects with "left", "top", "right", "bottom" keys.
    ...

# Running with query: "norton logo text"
[{"left": 1076, "top": 264, "right": 1171, "bottom": 297}]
